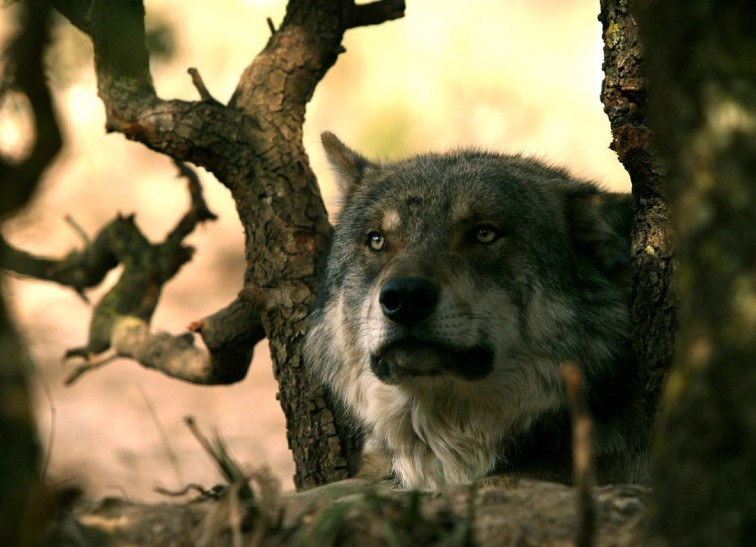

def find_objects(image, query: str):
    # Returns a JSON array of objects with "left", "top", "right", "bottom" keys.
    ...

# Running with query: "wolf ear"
[
  {"left": 321, "top": 132, "right": 377, "bottom": 197},
  {"left": 566, "top": 190, "right": 632, "bottom": 278}
]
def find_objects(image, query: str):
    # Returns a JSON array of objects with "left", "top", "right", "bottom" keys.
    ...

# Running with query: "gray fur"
[{"left": 304, "top": 132, "right": 647, "bottom": 489}]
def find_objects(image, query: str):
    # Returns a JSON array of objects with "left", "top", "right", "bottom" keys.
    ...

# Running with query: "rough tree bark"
[
  {"left": 0, "top": 0, "right": 405, "bottom": 490},
  {"left": 598, "top": 0, "right": 676, "bottom": 428},
  {"left": 634, "top": 0, "right": 756, "bottom": 542}
]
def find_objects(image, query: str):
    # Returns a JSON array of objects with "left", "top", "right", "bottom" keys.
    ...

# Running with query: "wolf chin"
[{"left": 303, "top": 132, "right": 647, "bottom": 489}]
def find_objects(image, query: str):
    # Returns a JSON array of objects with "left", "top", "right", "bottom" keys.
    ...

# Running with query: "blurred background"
[{"left": 1, "top": 0, "right": 629, "bottom": 501}]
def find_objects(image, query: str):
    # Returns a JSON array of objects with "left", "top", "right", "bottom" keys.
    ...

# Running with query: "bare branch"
[
  {"left": 165, "top": 159, "right": 218, "bottom": 246},
  {"left": 0, "top": 221, "right": 119, "bottom": 292},
  {"left": 349, "top": 0, "right": 406, "bottom": 29},
  {"left": 64, "top": 215, "right": 91, "bottom": 246},
  {"left": 3, "top": 161, "right": 233, "bottom": 382},
  {"left": 50, "top": 0, "right": 242, "bottom": 183},
  {"left": 190, "top": 298, "right": 266, "bottom": 383},
  {"left": 64, "top": 349, "right": 119, "bottom": 386},
  {"left": 187, "top": 68, "right": 221, "bottom": 105},
  {"left": 63, "top": 298, "right": 264, "bottom": 386}
]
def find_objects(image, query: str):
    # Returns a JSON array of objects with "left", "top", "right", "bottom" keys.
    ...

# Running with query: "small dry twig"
[
  {"left": 560, "top": 361, "right": 596, "bottom": 547},
  {"left": 40, "top": 377, "right": 56, "bottom": 482},
  {"left": 63, "top": 349, "right": 118, "bottom": 385},
  {"left": 187, "top": 67, "right": 220, "bottom": 105},
  {"left": 154, "top": 483, "right": 226, "bottom": 500},
  {"left": 138, "top": 383, "right": 183, "bottom": 487}
]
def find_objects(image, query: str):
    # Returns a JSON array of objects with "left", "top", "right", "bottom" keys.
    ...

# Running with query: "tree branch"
[
  {"left": 50, "top": 0, "right": 250, "bottom": 189},
  {"left": 349, "top": 0, "right": 406, "bottom": 29},
  {"left": 0, "top": 0, "right": 63, "bottom": 216},
  {"left": 166, "top": 159, "right": 218, "bottom": 245},
  {"left": 52, "top": 0, "right": 153, "bottom": 89},
  {"left": 64, "top": 296, "right": 266, "bottom": 386},
  {"left": 1, "top": 158, "right": 264, "bottom": 386},
  {"left": 0, "top": 223, "right": 118, "bottom": 299}
]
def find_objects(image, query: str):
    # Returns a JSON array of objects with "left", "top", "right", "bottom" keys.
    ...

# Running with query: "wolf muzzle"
[{"left": 371, "top": 275, "right": 494, "bottom": 384}]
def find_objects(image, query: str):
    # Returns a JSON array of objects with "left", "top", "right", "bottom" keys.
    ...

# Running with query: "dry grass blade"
[
  {"left": 560, "top": 361, "right": 596, "bottom": 547},
  {"left": 184, "top": 415, "right": 282, "bottom": 546},
  {"left": 184, "top": 416, "right": 254, "bottom": 501}
]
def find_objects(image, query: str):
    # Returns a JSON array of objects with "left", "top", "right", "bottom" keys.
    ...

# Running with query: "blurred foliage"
[
  {"left": 145, "top": 16, "right": 176, "bottom": 63},
  {"left": 43, "top": 11, "right": 176, "bottom": 88}
]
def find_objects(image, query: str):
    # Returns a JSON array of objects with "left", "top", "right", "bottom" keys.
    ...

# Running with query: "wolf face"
[{"left": 304, "top": 133, "right": 645, "bottom": 489}]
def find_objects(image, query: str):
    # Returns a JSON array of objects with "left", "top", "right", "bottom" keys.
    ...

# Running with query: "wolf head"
[{"left": 304, "top": 132, "right": 636, "bottom": 488}]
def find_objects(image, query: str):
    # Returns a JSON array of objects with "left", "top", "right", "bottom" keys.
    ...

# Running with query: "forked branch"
[{"left": 2, "top": 162, "right": 262, "bottom": 385}]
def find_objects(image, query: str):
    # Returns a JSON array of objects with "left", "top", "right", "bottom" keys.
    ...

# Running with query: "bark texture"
[
  {"left": 635, "top": 0, "right": 756, "bottom": 542},
  {"left": 599, "top": 0, "right": 676, "bottom": 426}
]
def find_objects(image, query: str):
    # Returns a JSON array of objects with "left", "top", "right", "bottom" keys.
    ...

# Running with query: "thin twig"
[
  {"left": 348, "top": 0, "right": 406, "bottom": 29},
  {"left": 154, "top": 483, "right": 224, "bottom": 499},
  {"left": 184, "top": 416, "right": 216, "bottom": 459},
  {"left": 64, "top": 214, "right": 90, "bottom": 246},
  {"left": 138, "top": 382, "right": 184, "bottom": 487},
  {"left": 266, "top": 17, "right": 276, "bottom": 35},
  {"left": 63, "top": 349, "right": 119, "bottom": 385},
  {"left": 187, "top": 67, "right": 220, "bottom": 104},
  {"left": 229, "top": 482, "right": 243, "bottom": 547},
  {"left": 184, "top": 416, "right": 254, "bottom": 501},
  {"left": 40, "top": 376, "right": 56, "bottom": 482},
  {"left": 165, "top": 158, "right": 217, "bottom": 247},
  {"left": 560, "top": 361, "right": 596, "bottom": 547}
]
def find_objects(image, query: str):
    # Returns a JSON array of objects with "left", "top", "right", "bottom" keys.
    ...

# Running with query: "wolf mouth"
[{"left": 369, "top": 338, "right": 494, "bottom": 384}]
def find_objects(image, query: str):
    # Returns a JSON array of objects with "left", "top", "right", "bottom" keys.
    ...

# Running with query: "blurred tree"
[
  {"left": 634, "top": 0, "right": 756, "bottom": 542},
  {"left": 0, "top": 0, "right": 62, "bottom": 543},
  {"left": 602, "top": 0, "right": 756, "bottom": 540}
]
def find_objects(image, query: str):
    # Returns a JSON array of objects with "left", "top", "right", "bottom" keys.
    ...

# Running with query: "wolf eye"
[
  {"left": 367, "top": 231, "right": 386, "bottom": 251},
  {"left": 474, "top": 225, "right": 499, "bottom": 244}
]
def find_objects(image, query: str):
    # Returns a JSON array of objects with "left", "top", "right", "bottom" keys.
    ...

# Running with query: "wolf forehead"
[{"left": 329, "top": 145, "right": 586, "bottom": 240}]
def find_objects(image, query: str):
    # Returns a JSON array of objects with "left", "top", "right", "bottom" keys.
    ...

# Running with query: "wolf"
[{"left": 303, "top": 132, "right": 648, "bottom": 490}]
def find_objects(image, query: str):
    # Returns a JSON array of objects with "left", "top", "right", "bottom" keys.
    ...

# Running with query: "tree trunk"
[
  {"left": 599, "top": 0, "right": 677, "bottom": 429},
  {"left": 0, "top": 0, "right": 62, "bottom": 541},
  {"left": 634, "top": 0, "right": 756, "bottom": 542},
  {"left": 0, "top": 288, "right": 44, "bottom": 545}
]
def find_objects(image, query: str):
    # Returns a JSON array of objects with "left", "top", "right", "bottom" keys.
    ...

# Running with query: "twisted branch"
[{"left": 2, "top": 162, "right": 263, "bottom": 385}]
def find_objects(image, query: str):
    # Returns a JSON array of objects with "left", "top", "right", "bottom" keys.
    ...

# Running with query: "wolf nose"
[{"left": 379, "top": 277, "right": 439, "bottom": 324}]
